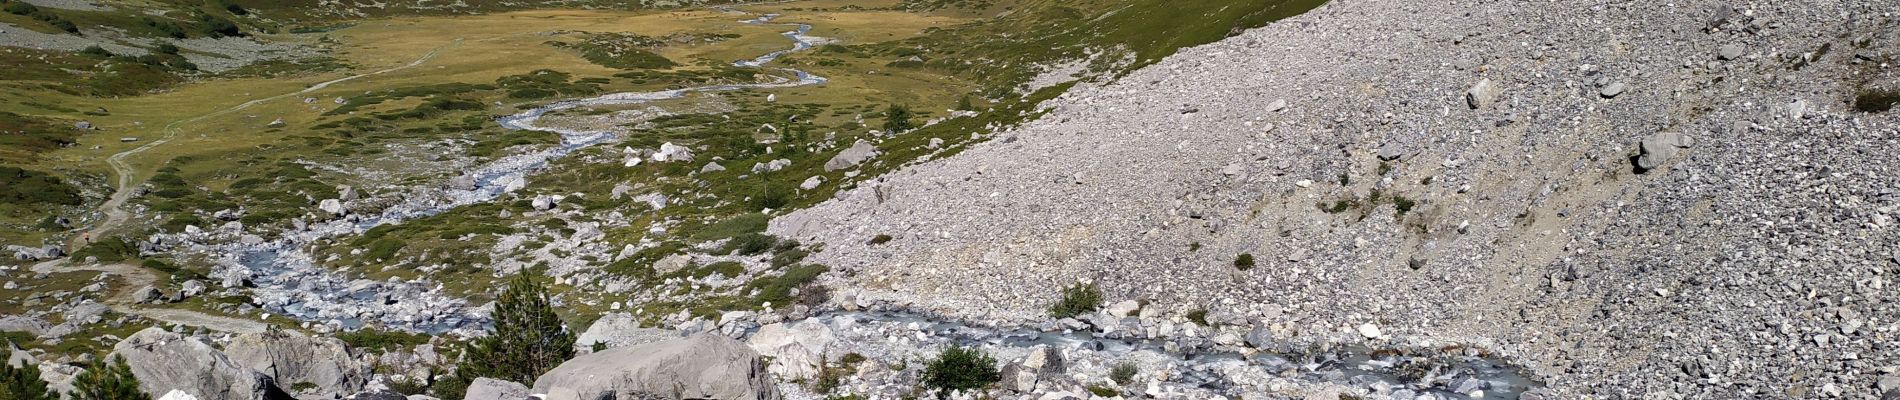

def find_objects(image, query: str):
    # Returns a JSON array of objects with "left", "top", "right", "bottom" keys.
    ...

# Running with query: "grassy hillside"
[{"left": 880, "top": 0, "right": 1328, "bottom": 94}]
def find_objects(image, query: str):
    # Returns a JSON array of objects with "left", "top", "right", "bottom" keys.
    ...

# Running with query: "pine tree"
[
  {"left": 882, "top": 104, "right": 914, "bottom": 133},
  {"left": 70, "top": 355, "right": 147, "bottom": 400},
  {"left": 455, "top": 272, "right": 575, "bottom": 385},
  {"left": 1, "top": 357, "right": 58, "bottom": 400}
]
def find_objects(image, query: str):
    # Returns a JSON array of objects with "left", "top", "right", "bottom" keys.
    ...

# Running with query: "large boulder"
[
  {"left": 823, "top": 140, "right": 879, "bottom": 171},
  {"left": 573, "top": 313, "right": 677, "bottom": 350},
  {"left": 532, "top": 333, "right": 777, "bottom": 400},
  {"left": 463, "top": 378, "right": 529, "bottom": 400},
  {"left": 0, "top": 315, "right": 51, "bottom": 337},
  {"left": 109, "top": 327, "right": 288, "bottom": 400},
  {"left": 745, "top": 323, "right": 837, "bottom": 381},
  {"left": 224, "top": 330, "right": 369, "bottom": 400}
]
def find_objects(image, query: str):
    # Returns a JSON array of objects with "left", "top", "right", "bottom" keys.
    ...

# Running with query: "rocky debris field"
[{"left": 774, "top": 0, "right": 1900, "bottom": 398}]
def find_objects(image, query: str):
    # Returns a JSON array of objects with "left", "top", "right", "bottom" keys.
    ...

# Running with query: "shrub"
[
  {"left": 748, "top": 264, "right": 828, "bottom": 308},
  {"left": 882, "top": 104, "right": 914, "bottom": 133},
  {"left": 385, "top": 371, "right": 430, "bottom": 395},
  {"left": 71, "top": 355, "right": 148, "bottom": 400},
  {"left": 724, "top": 233, "right": 777, "bottom": 256},
  {"left": 2, "top": 358, "right": 57, "bottom": 400},
  {"left": 1109, "top": 362, "right": 1137, "bottom": 385},
  {"left": 1233, "top": 253, "right": 1255, "bottom": 271},
  {"left": 690, "top": 213, "right": 769, "bottom": 241},
  {"left": 920, "top": 345, "right": 998, "bottom": 397},
  {"left": 453, "top": 273, "right": 575, "bottom": 386},
  {"left": 693, "top": 261, "right": 745, "bottom": 279},
  {"left": 79, "top": 46, "right": 113, "bottom": 58},
  {"left": 867, "top": 234, "right": 892, "bottom": 245},
  {"left": 0, "top": 167, "right": 82, "bottom": 206},
  {"left": 1086, "top": 385, "right": 1119, "bottom": 397},
  {"left": 335, "top": 329, "right": 430, "bottom": 353},
  {"left": 1047, "top": 283, "right": 1102, "bottom": 319},
  {"left": 1856, "top": 88, "right": 1900, "bottom": 113},
  {"left": 1392, "top": 195, "right": 1417, "bottom": 217},
  {"left": 1185, "top": 309, "right": 1208, "bottom": 326},
  {"left": 794, "top": 282, "right": 831, "bottom": 308},
  {"left": 73, "top": 237, "right": 138, "bottom": 262}
]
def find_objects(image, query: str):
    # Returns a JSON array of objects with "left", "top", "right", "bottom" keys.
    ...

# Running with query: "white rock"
[{"left": 1357, "top": 323, "right": 1384, "bottom": 339}]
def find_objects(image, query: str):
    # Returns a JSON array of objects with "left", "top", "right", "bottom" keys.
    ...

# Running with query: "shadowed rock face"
[
  {"left": 109, "top": 328, "right": 291, "bottom": 400},
  {"left": 533, "top": 333, "right": 777, "bottom": 400},
  {"left": 224, "top": 330, "right": 370, "bottom": 400}
]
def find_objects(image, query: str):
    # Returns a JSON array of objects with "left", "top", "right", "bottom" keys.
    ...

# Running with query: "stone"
[
  {"left": 1245, "top": 324, "right": 1274, "bottom": 348},
  {"left": 653, "top": 254, "right": 691, "bottom": 274},
  {"left": 652, "top": 142, "right": 694, "bottom": 163},
  {"left": 1357, "top": 323, "right": 1384, "bottom": 339},
  {"left": 799, "top": 176, "right": 826, "bottom": 190},
  {"left": 998, "top": 362, "right": 1037, "bottom": 392},
  {"left": 532, "top": 334, "right": 778, "bottom": 400},
  {"left": 160, "top": 390, "right": 201, "bottom": 400},
  {"left": 267, "top": 118, "right": 286, "bottom": 128},
  {"left": 745, "top": 323, "right": 837, "bottom": 381},
  {"left": 1787, "top": 99, "right": 1810, "bottom": 119},
  {"left": 318, "top": 199, "right": 346, "bottom": 216},
  {"left": 1718, "top": 44, "right": 1745, "bottom": 60},
  {"left": 0, "top": 316, "right": 51, "bottom": 337},
  {"left": 134, "top": 286, "right": 162, "bottom": 303},
  {"left": 463, "top": 378, "right": 528, "bottom": 400},
  {"left": 751, "top": 159, "right": 791, "bottom": 173},
  {"left": 1377, "top": 142, "right": 1406, "bottom": 161},
  {"left": 1466, "top": 78, "right": 1501, "bottom": 109},
  {"left": 1637, "top": 132, "right": 1694, "bottom": 171},
  {"left": 181, "top": 280, "right": 207, "bottom": 298},
  {"left": 75, "top": 121, "right": 93, "bottom": 130},
  {"left": 824, "top": 140, "right": 880, "bottom": 171},
  {"left": 700, "top": 162, "right": 726, "bottom": 173},
  {"left": 1020, "top": 345, "right": 1064, "bottom": 374},
  {"left": 531, "top": 195, "right": 558, "bottom": 211},
  {"left": 1879, "top": 376, "right": 1900, "bottom": 393},
  {"left": 109, "top": 327, "right": 282, "bottom": 400},
  {"left": 1266, "top": 99, "right": 1288, "bottom": 112},
  {"left": 225, "top": 330, "right": 370, "bottom": 400},
  {"left": 576, "top": 313, "right": 676, "bottom": 350},
  {"left": 1106, "top": 300, "right": 1140, "bottom": 318},
  {"left": 1600, "top": 82, "right": 1627, "bottom": 98}
]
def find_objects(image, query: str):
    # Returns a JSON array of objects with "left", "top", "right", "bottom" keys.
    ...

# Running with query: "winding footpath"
[
  {"left": 45, "top": 40, "right": 461, "bottom": 334},
  {"left": 69, "top": 40, "right": 463, "bottom": 253}
]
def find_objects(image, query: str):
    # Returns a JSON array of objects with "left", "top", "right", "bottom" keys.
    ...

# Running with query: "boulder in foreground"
[{"left": 532, "top": 333, "right": 776, "bottom": 400}]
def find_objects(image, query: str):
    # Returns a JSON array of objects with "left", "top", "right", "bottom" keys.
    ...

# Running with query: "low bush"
[
  {"left": 73, "top": 237, "right": 138, "bottom": 262},
  {"left": 724, "top": 233, "right": 777, "bottom": 256},
  {"left": 1234, "top": 253, "right": 1255, "bottom": 270},
  {"left": 920, "top": 345, "right": 998, "bottom": 397},
  {"left": 1856, "top": 88, "right": 1900, "bottom": 113},
  {"left": 1185, "top": 309, "right": 1208, "bottom": 326},
  {"left": 1109, "top": 362, "right": 1137, "bottom": 385},
  {"left": 1047, "top": 283, "right": 1102, "bottom": 319}
]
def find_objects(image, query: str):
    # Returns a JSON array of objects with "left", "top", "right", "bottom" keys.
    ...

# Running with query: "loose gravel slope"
[{"left": 775, "top": 0, "right": 1900, "bottom": 397}]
